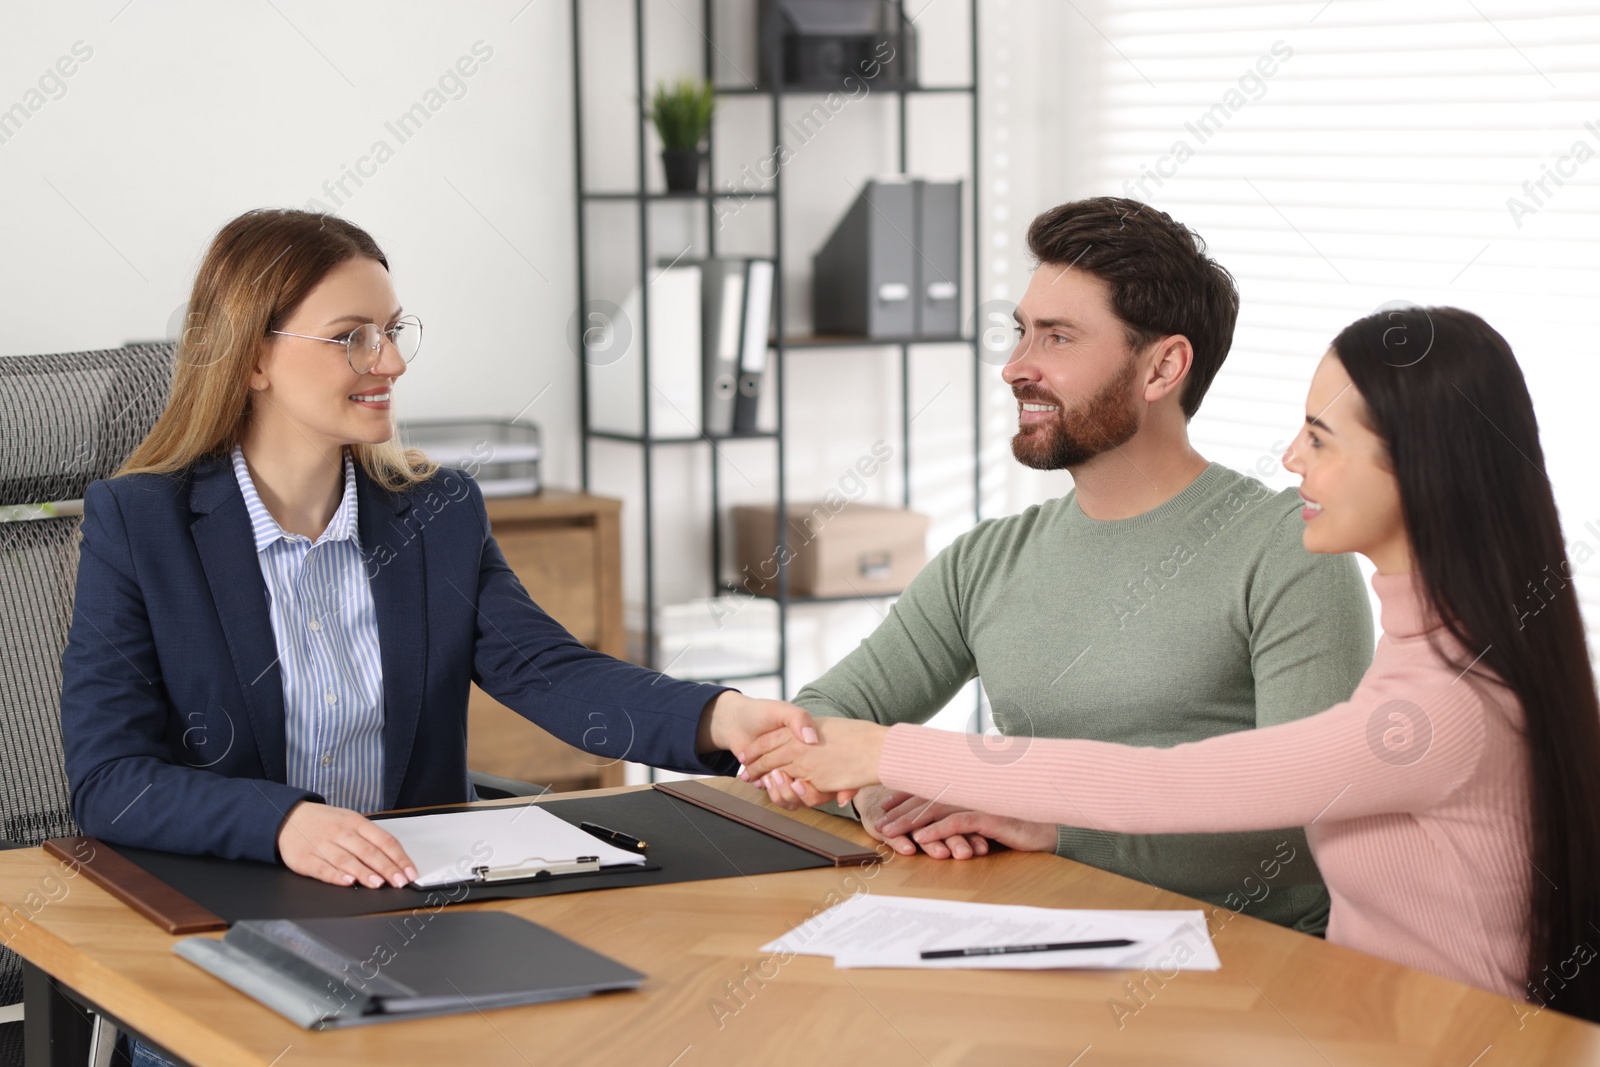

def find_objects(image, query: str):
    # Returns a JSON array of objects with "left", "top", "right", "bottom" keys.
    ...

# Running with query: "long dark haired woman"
[{"left": 742, "top": 306, "right": 1600, "bottom": 1020}]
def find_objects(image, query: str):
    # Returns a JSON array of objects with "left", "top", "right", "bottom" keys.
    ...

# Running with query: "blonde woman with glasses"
[{"left": 60, "top": 208, "right": 818, "bottom": 892}]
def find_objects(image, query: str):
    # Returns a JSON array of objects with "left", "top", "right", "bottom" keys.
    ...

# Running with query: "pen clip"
[{"left": 472, "top": 856, "right": 601, "bottom": 883}]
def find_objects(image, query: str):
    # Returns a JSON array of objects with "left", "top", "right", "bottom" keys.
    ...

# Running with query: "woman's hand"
[
  {"left": 276, "top": 801, "right": 418, "bottom": 888},
  {"left": 739, "top": 717, "right": 888, "bottom": 801},
  {"left": 884, "top": 808, "right": 1060, "bottom": 856},
  {"left": 699, "top": 691, "right": 821, "bottom": 761}
]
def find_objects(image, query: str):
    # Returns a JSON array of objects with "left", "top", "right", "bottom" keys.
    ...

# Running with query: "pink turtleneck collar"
[{"left": 1371, "top": 571, "right": 1438, "bottom": 640}]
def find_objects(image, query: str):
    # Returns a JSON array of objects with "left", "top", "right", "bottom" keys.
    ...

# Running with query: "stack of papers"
[
  {"left": 378, "top": 805, "right": 648, "bottom": 888},
  {"left": 761, "top": 895, "right": 1221, "bottom": 971}
]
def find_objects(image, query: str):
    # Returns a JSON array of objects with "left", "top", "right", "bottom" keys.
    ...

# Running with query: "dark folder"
[
  {"left": 812, "top": 178, "right": 917, "bottom": 337},
  {"left": 811, "top": 178, "right": 962, "bottom": 340},
  {"left": 44, "top": 781, "right": 875, "bottom": 932},
  {"left": 655, "top": 779, "right": 879, "bottom": 865},
  {"left": 914, "top": 179, "right": 962, "bottom": 338},
  {"left": 175, "top": 912, "right": 643, "bottom": 1029}
]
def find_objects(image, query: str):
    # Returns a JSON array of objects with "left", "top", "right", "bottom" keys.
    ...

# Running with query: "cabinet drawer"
[
  {"left": 494, "top": 523, "right": 599, "bottom": 646},
  {"left": 467, "top": 684, "right": 624, "bottom": 790},
  {"left": 470, "top": 491, "right": 624, "bottom": 791}
]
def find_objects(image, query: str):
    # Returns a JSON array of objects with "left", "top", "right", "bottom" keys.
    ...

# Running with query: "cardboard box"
[{"left": 733, "top": 503, "right": 930, "bottom": 598}]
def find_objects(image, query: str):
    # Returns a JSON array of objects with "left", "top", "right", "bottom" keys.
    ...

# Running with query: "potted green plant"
[{"left": 649, "top": 79, "right": 715, "bottom": 193}]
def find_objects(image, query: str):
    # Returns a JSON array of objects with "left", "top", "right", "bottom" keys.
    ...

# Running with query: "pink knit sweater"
[{"left": 880, "top": 573, "right": 1531, "bottom": 1000}]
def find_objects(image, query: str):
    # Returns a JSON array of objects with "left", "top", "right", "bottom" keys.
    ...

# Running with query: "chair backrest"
[
  {"left": 0, "top": 344, "right": 174, "bottom": 845},
  {"left": 0, "top": 344, "right": 172, "bottom": 1010}
]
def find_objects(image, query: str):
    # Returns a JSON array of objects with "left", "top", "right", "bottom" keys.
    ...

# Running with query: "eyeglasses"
[{"left": 270, "top": 315, "right": 423, "bottom": 374}]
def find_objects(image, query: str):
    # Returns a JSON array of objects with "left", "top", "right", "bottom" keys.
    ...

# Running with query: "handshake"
[
  {"left": 727, "top": 704, "right": 1058, "bottom": 859},
  {"left": 737, "top": 714, "right": 889, "bottom": 807}
]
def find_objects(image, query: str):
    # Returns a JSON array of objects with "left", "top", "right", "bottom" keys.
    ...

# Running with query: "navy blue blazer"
[{"left": 60, "top": 457, "right": 734, "bottom": 863}]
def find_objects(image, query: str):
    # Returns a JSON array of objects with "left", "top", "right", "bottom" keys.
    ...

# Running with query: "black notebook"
[{"left": 175, "top": 911, "right": 644, "bottom": 1029}]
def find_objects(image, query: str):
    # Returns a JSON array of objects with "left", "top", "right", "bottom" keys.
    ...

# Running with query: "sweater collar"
[
  {"left": 1372, "top": 570, "right": 1438, "bottom": 639},
  {"left": 1062, "top": 462, "right": 1234, "bottom": 534}
]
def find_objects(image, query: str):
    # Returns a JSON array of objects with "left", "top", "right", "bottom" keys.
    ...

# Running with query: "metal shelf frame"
[{"left": 572, "top": 0, "right": 982, "bottom": 694}]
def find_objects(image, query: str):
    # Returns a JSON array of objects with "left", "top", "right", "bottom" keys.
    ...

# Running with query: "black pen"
[
  {"left": 580, "top": 821, "right": 648, "bottom": 852},
  {"left": 920, "top": 938, "right": 1136, "bottom": 960}
]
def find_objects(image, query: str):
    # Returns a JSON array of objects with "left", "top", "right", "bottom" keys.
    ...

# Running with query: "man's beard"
[{"left": 1010, "top": 357, "right": 1142, "bottom": 470}]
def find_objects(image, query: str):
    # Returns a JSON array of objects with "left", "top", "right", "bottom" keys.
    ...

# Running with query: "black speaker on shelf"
[{"left": 758, "top": 0, "right": 917, "bottom": 91}]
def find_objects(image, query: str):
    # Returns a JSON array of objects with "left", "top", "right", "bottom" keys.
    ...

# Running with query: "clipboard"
[{"left": 366, "top": 803, "right": 650, "bottom": 889}]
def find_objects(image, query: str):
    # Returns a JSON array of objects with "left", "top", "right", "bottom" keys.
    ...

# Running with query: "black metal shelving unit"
[{"left": 572, "top": 0, "right": 982, "bottom": 698}]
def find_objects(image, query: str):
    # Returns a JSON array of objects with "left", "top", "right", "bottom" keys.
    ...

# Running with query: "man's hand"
[
  {"left": 853, "top": 786, "right": 990, "bottom": 859},
  {"left": 276, "top": 801, "right": 418, "bottom": 888},
  {"left": 879, "top": 807, "right": 1059, "bottom": 856},
  {"left": 739, "top": 717, "right": 887, "bottom": 800}
]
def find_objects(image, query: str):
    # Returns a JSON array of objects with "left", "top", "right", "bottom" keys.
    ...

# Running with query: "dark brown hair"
[
  {"left": 1333, "top": 306, "right": 1600, "bottom": 1022},
  {"left": 1026, "top": 197, "right": 1239, "bottom": 419}
]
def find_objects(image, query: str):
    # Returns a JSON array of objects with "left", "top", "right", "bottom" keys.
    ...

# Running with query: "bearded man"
[{"left": 778, "top": 197, "right": 1373, "bottom": 934}]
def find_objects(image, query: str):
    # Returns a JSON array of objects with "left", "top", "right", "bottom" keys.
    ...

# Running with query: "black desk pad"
[{"left": 111, "top": 788, "right": 833, "bottom": 925}]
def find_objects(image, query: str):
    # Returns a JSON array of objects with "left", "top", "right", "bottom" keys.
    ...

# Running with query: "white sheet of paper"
[
  {"left": 761, "top": 895, "right": 1219, "bottom": 971},
  {"left": 378, "top": 805, "right": 648, "bottom": 888}
]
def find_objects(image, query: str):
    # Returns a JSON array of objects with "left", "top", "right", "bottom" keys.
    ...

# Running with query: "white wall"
[{"left": 1, "top": 0, "right": 581, "bottom": 480}]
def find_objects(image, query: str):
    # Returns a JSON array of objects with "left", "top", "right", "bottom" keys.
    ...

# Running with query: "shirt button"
[
  {"left": 324, "top": 688, "right": 336, "bottom": 705},
  {"left": 308, "top": 619, "right": 321, "bottom": 632},
  {"left": 321, "top": 752, "right": 332, "bottom": 767}
]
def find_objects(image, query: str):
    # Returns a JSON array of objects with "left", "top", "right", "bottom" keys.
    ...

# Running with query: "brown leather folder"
[
  {"left": 43, "top": 836, "right": 227, "bottom": 934},
  {"left": 652, "top": 780, "right": 882, "bottom": 866}
]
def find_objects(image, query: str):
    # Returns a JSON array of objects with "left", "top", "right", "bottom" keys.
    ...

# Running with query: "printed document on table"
[
  {"left": 379, "top": 805, "right": 648, "bottom": 888},
  {"left": 761, "top": 894, "right": 1219, "bottom": 970}
]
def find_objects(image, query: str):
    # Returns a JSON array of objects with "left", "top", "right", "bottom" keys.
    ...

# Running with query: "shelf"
[
  {"left": 572, "top": 0, "right": 979, "bottom": 694},
  {"left": 589, "top": 429, "right": 779, "bottom": 446},
  {"left": 582, "top": 190, "right": 777, "bottom": 202},
  {"left": 714, "top": 84, "right": 973, "bottom": 97},
  {"left": 779, "top": 333, "right": 976, "bottom": 350}
]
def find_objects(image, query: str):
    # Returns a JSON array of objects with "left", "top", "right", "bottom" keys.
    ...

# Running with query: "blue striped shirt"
[{"left": 231, "top": 446, "right": 385, "bottom": 812}]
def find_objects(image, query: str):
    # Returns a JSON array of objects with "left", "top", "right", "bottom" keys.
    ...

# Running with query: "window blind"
[{"left": 1078, "top": 0, "right": 1600, "bottom": 656}]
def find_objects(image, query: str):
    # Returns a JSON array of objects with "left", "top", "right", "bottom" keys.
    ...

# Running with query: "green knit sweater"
[{"left": 795, "top": 464, "right": 1375, "bottom": 933}]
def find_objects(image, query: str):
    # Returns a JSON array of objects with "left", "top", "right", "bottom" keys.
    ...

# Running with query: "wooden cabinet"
[{"left": 467, "top": 489, "right": 628, "bottom": 791}]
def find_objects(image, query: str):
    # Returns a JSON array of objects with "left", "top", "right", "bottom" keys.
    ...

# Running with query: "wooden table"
[{"left": 4, "top": 779, "right": 1599, "bottom": 1066}]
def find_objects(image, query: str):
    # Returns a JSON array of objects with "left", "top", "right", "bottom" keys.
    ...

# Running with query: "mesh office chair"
[{"left": 0, "top": 344, "right": 176, "bottom": 1065}]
